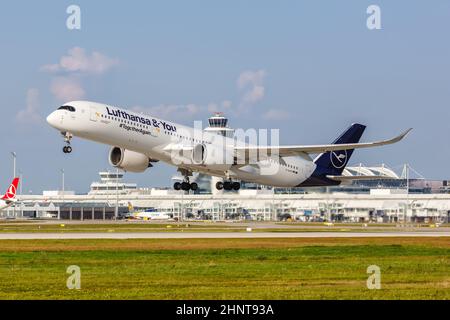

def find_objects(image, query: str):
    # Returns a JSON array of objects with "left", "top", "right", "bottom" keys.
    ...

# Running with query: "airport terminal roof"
[{"left": 343, "top": 165, "right": 399, "bottom": 179}]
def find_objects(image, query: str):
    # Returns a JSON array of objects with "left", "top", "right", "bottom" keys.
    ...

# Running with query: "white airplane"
[
  {"left": 0, "top": 178, "right": 20, "bottom": 211},
  {"left": 46, "top": 101, "right": 411, "bottom": 191},
  {"left": 131, "top": 209, "right": 172, "bottom": 220},
  {"left": 125, "top": 203, "right": 171, "bottom": 220}
]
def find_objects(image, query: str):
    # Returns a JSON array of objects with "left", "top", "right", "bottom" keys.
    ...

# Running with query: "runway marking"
[{"left": 0, "top": 232, "right": 449, "bottom": 240}]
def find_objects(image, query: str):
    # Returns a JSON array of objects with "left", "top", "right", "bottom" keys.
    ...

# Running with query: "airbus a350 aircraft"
[
  {"left": 0, "top": 178, "right": 20, "bottom": 211},
  {"left": 46, "top": 101, "right": 411, "bottom": 191}
]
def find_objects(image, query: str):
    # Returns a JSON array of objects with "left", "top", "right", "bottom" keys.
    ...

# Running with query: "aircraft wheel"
[
  {"left": 232, "top": 182, "right": 241, "bottom": 191},
  {"left": 181, "top": 182, "right": 191, "bottom": 191},
  {"left": 215, "top": 181, "right": 224, "bottom": 190},
  {"left": 174, "top": 182, "right": 181, "bottom": 190},
  {"left": 190, "top": 182, "right": 198, "bottom": 191},
  {"left": 63, "top": 146, "right": 72, "bottom": 153},
  {"left": 224, "top": 181, "right": 233, "bottom": 191}
]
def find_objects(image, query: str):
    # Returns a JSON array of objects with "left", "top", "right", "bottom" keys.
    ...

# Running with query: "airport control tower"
[
  {"left": 204, "top": 112, "right": 234, "bottom": 138},
  {"left": 202, "top": 112, "right": 235, "bottom": 194}
]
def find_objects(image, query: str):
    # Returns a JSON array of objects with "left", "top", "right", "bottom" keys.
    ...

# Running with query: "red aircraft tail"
[{"left": 1, "top": 178, "right": 19, "bottom": 200}]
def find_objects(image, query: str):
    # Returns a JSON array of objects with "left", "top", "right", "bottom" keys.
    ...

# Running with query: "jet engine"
[
  {"left": 191, "top": 143, "right": 234, "bottom": 169},
  {"left": 109, "top": 147, "right": 152, "bottom": 173}
]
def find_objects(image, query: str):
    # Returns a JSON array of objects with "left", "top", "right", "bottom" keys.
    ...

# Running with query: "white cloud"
[
  {"left": 41, "top": 47, "right": 119, "bottom": 75},
  {"left": 133, "top": 99, "right": 235, "bottom": 122},
  {"left": 89, "top": 69, "right": 268, "bottom": 124},
  {"left": 16, "top": 88, "right": 41, "bottom": 124},
  {"left": 42, "top": 47, "right": 118, "bottom": 101},
  {"left": 242, "top": 85, "right": 265, "bottom": 104},
  {"left": 222, "top": 100, "right": 232, "bottom": 109},
  {"left": 237, "top": 70, "right": 266, "bottom": 89},
  {"left": 263, "top": 108, "right": 289, "bottom": 120},
  {"left": 132, "top": 103, "right": 203, "bottom": 121},
  {"left": 50, "top": 77, "right": 85, "bottom": 102},
  {"left": 237, "top": 70, "right": 266, "bottom": 108}
]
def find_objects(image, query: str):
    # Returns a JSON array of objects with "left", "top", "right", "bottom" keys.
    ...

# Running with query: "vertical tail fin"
[
  {"left": 313, "top": 123, "right": 366, "bottom": 176},
  {"left": 2, "top": 177, "right": 19, "bottom": 200}
]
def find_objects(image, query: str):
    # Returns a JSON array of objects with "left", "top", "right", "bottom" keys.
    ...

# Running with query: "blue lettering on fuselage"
[{"left": 106, "top": 107, "right": 177, "bottom": 132}]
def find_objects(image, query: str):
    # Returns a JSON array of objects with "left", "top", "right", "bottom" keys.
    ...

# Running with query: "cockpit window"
[{"left": 58, "top": 105, "right": 76, "bottom": 112}]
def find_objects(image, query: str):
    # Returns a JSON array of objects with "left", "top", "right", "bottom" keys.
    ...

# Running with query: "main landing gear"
[
  {"left": 216, "top": 180, "right": 240, "bottom": 191},
  {"left": 173, "top": 180, "right": 198, "bottom": 191},
  {"left": 61, "top": 132, "right": 73, "bottom": 154},
  {"left": 174, "top": 169, "right": 198, "bottom": 191}
]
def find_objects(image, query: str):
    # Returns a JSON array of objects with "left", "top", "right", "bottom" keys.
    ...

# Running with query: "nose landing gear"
[
  {"left": 63, "top": 146, "right": 72, "bottom": 154},
  {"left": 61, "top": 132, "right": 73, "bottom": 154}
]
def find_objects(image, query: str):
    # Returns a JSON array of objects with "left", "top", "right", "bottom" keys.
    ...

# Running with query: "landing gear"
[
  {"left": 216, "top": 180, "right": 240, "bottom": 191},
  {"left": 190, "top": 182, "right": 198, "bottom": 191},
  {"left": 61, "top": 132, "right": 73, "bottom": 154},
  {"left": 181, "top": 181, "right": 191, "bottom": 191},
  {"left": 173, "top": 181, "right": 198, "bottom": 191},
  {"left": 63, "top": 146, "right": 72, "bottom": 154},
  {"left": 173, "top": 168, "right": 198, "bottom": 191},
  {"left": 224, "top": 181, "right": 232, "bottom": 191}
]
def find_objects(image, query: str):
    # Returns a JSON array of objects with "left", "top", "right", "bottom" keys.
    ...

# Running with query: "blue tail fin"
[{"left": 313, "top": 123, "right": 366, "bottom": 176}]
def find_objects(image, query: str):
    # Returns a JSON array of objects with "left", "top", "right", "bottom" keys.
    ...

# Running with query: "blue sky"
[{"left": 0, "top": 1, "right": 449, "bottom": 193}]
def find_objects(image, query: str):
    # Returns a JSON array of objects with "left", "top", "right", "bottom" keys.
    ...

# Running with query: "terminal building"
[{"left": 3, "top": 187, "right": 449, "bottom": 223}]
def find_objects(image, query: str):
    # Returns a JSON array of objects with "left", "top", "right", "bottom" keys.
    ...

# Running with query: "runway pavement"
[{"left": 0, "top": 231, "right": 449, "bottom": 239}]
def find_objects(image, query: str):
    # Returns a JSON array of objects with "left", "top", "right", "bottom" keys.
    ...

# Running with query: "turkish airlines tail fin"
[{"left": 1, "top": 178, "right": 19, "bottom": 201}]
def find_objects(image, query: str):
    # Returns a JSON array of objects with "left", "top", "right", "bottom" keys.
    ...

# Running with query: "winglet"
[{"left": 390, "top": 128, "right": 413, "bottom": 144}]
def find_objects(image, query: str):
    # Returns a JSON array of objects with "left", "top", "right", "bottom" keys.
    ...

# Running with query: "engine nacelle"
[
  {"left": 192, "top": 143, "right": 234, "bottom": 169},
  {"left": 109, "top": 147, "right": 151, "bottom": 173}
]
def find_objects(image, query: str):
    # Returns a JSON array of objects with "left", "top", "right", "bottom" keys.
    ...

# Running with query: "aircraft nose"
[{"left": 46, "top": 111, "right": 58, "bottom": 128}]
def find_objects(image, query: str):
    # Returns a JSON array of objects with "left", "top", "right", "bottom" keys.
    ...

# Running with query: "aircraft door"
[{"left": 90, "top": 106, "right": 99, "bottom": 122}]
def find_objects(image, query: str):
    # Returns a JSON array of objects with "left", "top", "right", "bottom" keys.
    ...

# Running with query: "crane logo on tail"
[
  {"left": 2, "top": 178, "right": 18, "bottom": 200},
  {"left": 4, "top": 185, "right": 16, "bottom": 200},
  {"left": 330, "top": 150, "right": 348, "bottom": 169}
]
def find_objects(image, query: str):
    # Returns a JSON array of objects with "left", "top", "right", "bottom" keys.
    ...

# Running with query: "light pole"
[
  {"left": 61, "top": 169, "right": 65, "bottom": 194},
  {"left": 11, "top": 152, "right": 16, "bottom": 218},
  {"left": 406, "top": 163, "right": 410, "bottom": 225},
  {"left": 19, "top": 170, "right": 23, "bottom": 218},
  {"left": 19, "top": 171, "right": 23, "bottom": 195},
  {"left": 11, "top": 152, "right": 16, "bottom": 178},
  {"left": 60, "top": 169, "right": 65, "bottom": 220}
]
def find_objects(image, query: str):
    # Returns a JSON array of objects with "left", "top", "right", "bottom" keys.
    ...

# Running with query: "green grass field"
[{"left": 0, "top": 237, "right": 448, "bottom": 299}]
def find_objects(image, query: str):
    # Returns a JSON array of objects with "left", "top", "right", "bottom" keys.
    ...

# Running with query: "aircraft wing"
[{"left": 234, "top": 128, "right": 412, "bottom": 158}]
